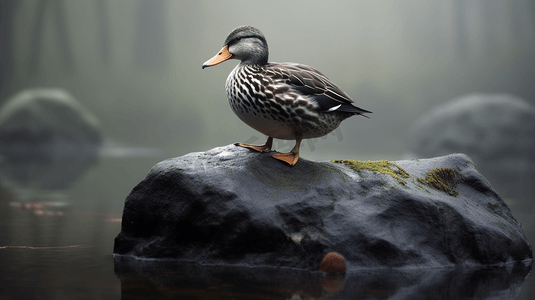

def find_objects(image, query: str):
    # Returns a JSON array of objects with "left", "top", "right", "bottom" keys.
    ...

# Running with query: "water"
[{"left": 0, "top": 151, "right": 533, "bottom": 300}]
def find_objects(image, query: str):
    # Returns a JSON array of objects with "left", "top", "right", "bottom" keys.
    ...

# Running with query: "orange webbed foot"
[
  {"left": 235, "top": 143, "right": 272, "bottom": 153},
  {"left": 235, "top": 137, "right": 273, "bottom": 153},
  {"left": 271, "top": 151, "right": 299, "bottom": 166}
]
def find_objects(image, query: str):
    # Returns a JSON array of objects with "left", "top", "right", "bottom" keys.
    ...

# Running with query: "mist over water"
[
  {"left": 2, "top": 0, "right": 534, "bottom": 160},
  {"left": 1, "top": 1, "right": 534, "bottom": 299}
]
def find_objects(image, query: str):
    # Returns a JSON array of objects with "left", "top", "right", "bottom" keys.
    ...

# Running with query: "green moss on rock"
[
  {"left": 332, "top": 160, "right": 410, "bottom": 185},
  {"left": 417, "top": 168, "right": 459, "bottom": 196}
]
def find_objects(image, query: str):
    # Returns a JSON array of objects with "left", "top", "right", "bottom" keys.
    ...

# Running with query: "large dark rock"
[{"left": 113, "top": 144, "right": 532, "bottom": 270}]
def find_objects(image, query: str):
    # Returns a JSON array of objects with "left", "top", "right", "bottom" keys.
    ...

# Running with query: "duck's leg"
[
  {"left": 236, "top": 137, "right": 273, "bottom": 153},
  {"left": 271, "top": 135, "right": 302, "bottom": 166}
]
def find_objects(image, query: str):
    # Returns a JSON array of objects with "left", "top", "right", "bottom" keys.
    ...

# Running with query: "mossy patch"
[
  {"left": 417, "top": 168, "right": 459, "bottom": 196},
  {"left": 332, "top": 160, "right": 410, "bottom": 185}
]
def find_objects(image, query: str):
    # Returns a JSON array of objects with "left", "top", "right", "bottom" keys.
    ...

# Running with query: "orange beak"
[{"left": 202, "top": 45, "right": 233, "bottom": 69}]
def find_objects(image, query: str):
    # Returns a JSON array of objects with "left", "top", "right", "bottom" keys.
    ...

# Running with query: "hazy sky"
[{"left": 6, "top": 0, "right": 535, "bottom": 160}]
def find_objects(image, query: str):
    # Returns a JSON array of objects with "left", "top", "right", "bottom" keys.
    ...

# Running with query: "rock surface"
[{"left": 113, "top": 144, "right": 532, "bottom": 270}]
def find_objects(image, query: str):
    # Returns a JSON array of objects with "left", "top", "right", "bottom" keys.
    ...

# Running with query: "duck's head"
[{"left": 202, "top": 26, "right": 269, "bottom": 69}]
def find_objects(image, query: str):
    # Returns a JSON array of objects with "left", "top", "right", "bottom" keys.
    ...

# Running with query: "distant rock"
[
  {"left": 0, "top": 89, "right": 103, "bottom": 189},
  {"left": 113, "top": 144, "right": 532, "bottom": 271},
  {"left": 0, "top": 88, "right": 103, "bottom": 157},
  {"left": 407, "top": 94, "right": 535, "bottom": 162},
  {"left": 406, "top": 93, "right": 535, "bottom": 201}
]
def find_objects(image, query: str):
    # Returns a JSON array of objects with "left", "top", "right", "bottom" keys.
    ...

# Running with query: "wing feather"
[{"left": 263, "top": 62, "right": 371, "bottom": 115}]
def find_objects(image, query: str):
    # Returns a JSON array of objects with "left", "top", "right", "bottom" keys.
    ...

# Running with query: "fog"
[
  {"left": 2, "top": 0, "right": 534, "bottom": 160},
  {"left": 1, "top": 2, "right": 534, "bottom": 297}
]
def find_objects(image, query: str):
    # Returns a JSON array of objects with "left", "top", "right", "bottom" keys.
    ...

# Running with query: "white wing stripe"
[{"left": 326, "top": 104, "right": 342, "bottom": 112}]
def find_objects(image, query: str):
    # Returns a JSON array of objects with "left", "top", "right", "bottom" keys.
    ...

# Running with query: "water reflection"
[
  {"left": 114, "top": 256, "right": 532, "bottom": 300},
  {"left": 0, "top": 150, "right": 97, "bottom": 222},
  {"left": 0, "top": 151, "right": 533, "bottom": 299},
  {"left": 0, "top": 148, "right": 99, "bottom": 192}
]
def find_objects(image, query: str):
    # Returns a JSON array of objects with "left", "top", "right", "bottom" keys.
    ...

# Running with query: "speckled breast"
[{"left": 225, "top": 65, "right": 346, "bottom": 140}]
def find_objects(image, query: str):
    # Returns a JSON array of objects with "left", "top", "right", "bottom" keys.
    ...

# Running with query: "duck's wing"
[{"left": 263, "top": 62, "right": 372, "bottom": 115}]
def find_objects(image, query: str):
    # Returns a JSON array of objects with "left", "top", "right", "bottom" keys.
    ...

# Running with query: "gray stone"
[
  {"left": 407, "top": 94, "right": 535, "bottom": 162},
  {"left": 113, "top": 144, "right": 532, "bottom": 270},
  {"left": 0, "top": 88, "right": 103, "bottom": 156},
  {"left": 0, "top": 88, "right": 103, "bottom": 190}
]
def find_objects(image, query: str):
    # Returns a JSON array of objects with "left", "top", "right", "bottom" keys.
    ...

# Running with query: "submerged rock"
[{"left": 113, "top": 144, "right": 532, "bottom": 270}]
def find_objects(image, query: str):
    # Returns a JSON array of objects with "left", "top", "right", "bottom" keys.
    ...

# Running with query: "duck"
[{"left": 202, "top": 26, "right": 371, "bottom": 166}]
